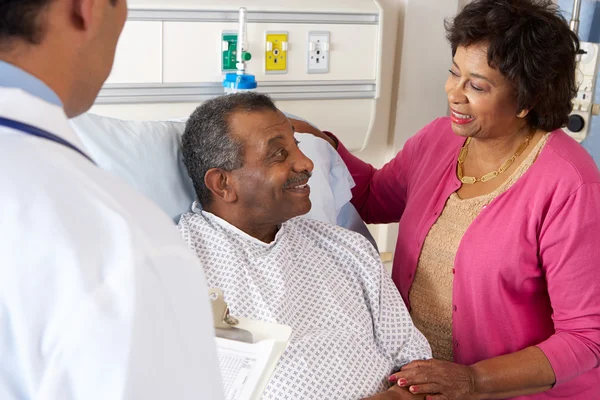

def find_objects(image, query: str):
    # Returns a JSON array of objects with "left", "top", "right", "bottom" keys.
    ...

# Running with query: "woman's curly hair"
[{"left": 445, "top": 0, "right": 580, "bottom": 131}]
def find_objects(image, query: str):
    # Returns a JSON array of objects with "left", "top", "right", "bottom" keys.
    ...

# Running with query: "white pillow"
[
  {"left": 294, "top": 133, "right": 354, "bottom": 224},
  {"left": 70, "top": 112, "right": 354, "bottom": 226},
  {"left": 71, "top": 113, "right": 195, "bottom": 221}
]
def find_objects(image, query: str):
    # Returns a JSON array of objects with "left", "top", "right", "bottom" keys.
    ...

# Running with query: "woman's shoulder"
[
  {"left": 410, "top": 117, "right": 458, "bottom": 144},
  {"left": 403, "top": 117, "right": 463, "bottom": 164},
  {"left": 537, "top": 130, "right": 600, "bottom": 187}
]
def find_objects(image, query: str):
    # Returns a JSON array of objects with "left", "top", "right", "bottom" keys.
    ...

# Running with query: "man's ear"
[{"left": 205, "top": 168, "right": 238, "bottom": 204}]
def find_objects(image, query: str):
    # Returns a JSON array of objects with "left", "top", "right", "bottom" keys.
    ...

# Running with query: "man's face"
[{"left": 228, "top": 109, "right": 314, "bottom": 225}]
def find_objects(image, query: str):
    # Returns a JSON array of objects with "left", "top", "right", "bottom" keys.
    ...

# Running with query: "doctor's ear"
[
  {"left": 70, "top": 0, "right": 105, "bottom": 33},
  {"left": 204, "top": 169, "right": 238, "bottom": 204}
]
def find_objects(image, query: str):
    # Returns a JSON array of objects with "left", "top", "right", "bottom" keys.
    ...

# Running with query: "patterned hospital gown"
[{"left": 178, "top": 211, "right": 431, "bottom": 399}]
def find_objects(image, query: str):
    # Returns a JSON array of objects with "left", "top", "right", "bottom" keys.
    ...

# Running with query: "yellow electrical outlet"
[{"left": 265, "top": 32, "right": 288, "bottom": 74}]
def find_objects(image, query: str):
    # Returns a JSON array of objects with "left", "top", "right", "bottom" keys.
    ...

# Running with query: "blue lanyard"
[{"left": 0, "top": 116, "right": 95, "bottom": 164}]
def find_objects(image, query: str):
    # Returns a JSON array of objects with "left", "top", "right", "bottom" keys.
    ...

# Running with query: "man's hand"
[
  {"left": 390, "top": 359, "right": 478, "bottom": 400},
  {"left": 288, "top": 118, "right": 337, "bottom": 149},
  {"left": 361, "top": 385, "right": 427, "bottom": 400}
]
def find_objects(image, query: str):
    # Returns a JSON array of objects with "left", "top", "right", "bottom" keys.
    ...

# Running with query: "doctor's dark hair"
[
  {"left": 445, "top": 0, "right": 579, "bottom": 132},
  {"left": 0, "top": 0, "right": 118, "bottom": 47},
  {"left": 182, "top": 92, "right": 278, "bottom": 207}
]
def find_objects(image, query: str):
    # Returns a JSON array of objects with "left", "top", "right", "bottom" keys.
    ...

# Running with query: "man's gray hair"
[{"left": 182, "top": 92, "right": 278, "bottom": 207}]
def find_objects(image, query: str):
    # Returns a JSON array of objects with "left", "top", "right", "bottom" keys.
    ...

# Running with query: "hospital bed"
[{"left": 69, "top": 111, "right": 378, "bottom": 249}]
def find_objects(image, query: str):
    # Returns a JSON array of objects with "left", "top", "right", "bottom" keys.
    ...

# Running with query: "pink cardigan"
[{"left": 336, "top": 117, "right": 600, "bottom": 399}]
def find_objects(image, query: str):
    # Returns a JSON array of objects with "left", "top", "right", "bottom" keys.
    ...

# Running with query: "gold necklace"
[{"left": 457, "top": 133, "right": 534, "bottom": 184}]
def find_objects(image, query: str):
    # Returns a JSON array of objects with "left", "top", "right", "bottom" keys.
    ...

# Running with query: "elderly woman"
[{"left": 295, "top": 0, "right": 600, "bottom": 399}]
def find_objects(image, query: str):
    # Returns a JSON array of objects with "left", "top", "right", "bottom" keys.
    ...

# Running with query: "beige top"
[{"left": 409, "top": 133, "right": 550, "bottom": 361}]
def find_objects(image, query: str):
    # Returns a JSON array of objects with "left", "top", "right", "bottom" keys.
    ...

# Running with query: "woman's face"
[{"left": 445, "top": 43, "right": 526, "bottom": 139}]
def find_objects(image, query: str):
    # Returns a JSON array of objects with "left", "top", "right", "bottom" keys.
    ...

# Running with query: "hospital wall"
[
  {"left": 90, "top": 0, "right": 462, "bottom": 254},
  {"left": 559, "top": 0, "right": 600, "bottom": 167}
]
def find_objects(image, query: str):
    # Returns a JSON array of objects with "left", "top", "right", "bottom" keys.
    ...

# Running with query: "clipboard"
[{"left": 210, "top": 288, "right": 292, "bottom": 400}]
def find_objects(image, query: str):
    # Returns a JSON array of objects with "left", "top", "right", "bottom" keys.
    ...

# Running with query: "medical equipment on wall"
[
  {"left": 565, "top": 0, "right": 600, "bottom": 142},
  {"left": 223, "top": 7, "right": 258, "bottom": 94}
]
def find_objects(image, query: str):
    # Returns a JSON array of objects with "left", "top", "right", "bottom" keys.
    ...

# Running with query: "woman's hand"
[
  {"left": 361, "top": 385, "right": 428, "bottom": 400},
  {"left": 390, "top": 359, "right": 478, "bottom": 400},
  {"left": 288, "top": 118, "right": 337, "bottom": 149}
]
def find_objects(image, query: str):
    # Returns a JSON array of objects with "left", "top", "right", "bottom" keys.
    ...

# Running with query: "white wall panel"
[
  {"left": 98, "top": 2, "right": 383, "bottom": 153},
  {"left": 106, "top": 21, "right": 163, "bottom": 84},
  {"left": 162, "top": 22, "right": 236, "bottom": 83},
  {"left": 161, "top": 22, "right": 377, "bottom": 83}
]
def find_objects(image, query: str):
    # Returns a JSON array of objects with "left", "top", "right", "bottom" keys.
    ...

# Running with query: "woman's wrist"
[
  {"left": 468, "top": 364, "right": 485, "bottom": 400},
  {"left": 467, "top": 346, "right": 555, "bottom": 399},
  {"left": 322, "top": 130, "right": 339, "bottom": 149}
]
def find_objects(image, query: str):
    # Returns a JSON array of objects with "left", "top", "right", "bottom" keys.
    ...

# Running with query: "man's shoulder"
[
  {"left": 178, "top": 211, "right": 202, "bottom": 226},
  {"left": 288, "top": 216, "right": 353, "bottom": 235},
  {"left": 287, "top": 217, "right": 379, "bottom": 256},
  {"left": 176, "top": 211, "right": 235, "bottom": 255},
  {"left": 177, "top": 211, "right": 218, "bottom": 233}
]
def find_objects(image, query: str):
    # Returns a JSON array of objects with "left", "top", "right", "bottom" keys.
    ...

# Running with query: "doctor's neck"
[{"left": 0, "top": 42, "right": 78, "bottom": 113}]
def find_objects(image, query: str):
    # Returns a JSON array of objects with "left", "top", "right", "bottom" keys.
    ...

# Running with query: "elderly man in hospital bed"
[{"left": 177, "top": 92, "right": 431, "bottom": 400}]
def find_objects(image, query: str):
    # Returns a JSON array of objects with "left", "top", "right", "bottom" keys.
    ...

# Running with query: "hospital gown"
[{"left": 178, "top": 211, "right": 431, "bottom": 400}]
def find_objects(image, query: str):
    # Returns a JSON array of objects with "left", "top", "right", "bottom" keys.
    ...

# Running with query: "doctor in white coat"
[{"left": 0, "top": 1, "right": 223, "bottom": 399}]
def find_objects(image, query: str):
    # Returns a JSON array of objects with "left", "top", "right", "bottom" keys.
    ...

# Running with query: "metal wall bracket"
[
  {"left": 96, "top": 80, "right": 377, "bottom": 104},
  {"left": 127, "top": 9, "right": 379, "bottom": 25}
]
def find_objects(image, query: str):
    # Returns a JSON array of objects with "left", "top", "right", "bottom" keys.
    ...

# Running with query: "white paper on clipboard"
[{"left": 215, "top": 317, "right": 292, "bottom": 400}]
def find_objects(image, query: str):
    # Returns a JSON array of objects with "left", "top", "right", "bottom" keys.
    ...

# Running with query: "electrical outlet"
[
  {"left": 265, "top": 31, "right": 288, "bottom": 74},
  {"left": 307, "top": 31, "right": 330, "bottom": 74},
  {"left": 565, "top": 42, "right": 599, "bottom": 142},
  {"left": 221, "top": 31, "right": 238, "bottom": 72}
]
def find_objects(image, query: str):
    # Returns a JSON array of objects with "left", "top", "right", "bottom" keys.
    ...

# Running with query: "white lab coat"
[{"left": 0, "top": 88, "right": 224, "bottom": 400}]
